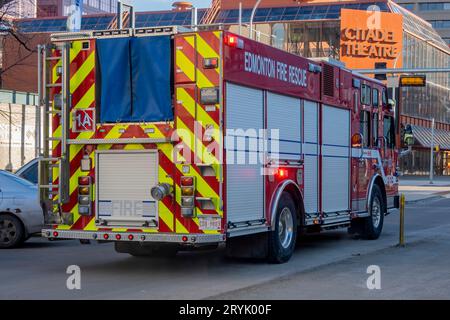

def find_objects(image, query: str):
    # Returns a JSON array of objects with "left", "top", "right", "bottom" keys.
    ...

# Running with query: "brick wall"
[
  {"left": 401, "top": 115, "right": 450, "bottom": 131},
  {"left": 1, "top": 33, "right": 51, "bottom": 93}
]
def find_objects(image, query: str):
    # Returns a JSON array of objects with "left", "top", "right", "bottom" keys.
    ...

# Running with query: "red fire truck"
[{"left": 39, "top": 26, "right": 400, "bottom": 263}]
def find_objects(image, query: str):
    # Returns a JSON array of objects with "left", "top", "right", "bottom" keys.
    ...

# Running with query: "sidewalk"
[{"left": 399, "top": 175, "right": 450, "bottom": 202}]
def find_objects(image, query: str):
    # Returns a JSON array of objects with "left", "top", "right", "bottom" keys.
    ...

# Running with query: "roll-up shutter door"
[
  {"left": 96, "top": 151, "right": 158, "bottom": 226},
  {"left": 225, "top": 83, "right": 265, "bottom": 224},
  {"left": 321, "top": 105, "right": 350, "bottom": 213},
  {"left": 267, "top": 92, "right": 301, "bottom": 160}
]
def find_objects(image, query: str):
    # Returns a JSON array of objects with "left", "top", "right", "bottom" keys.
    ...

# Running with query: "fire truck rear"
[{"left": 39, "top": 26, "right": 400, "bottom": 263}]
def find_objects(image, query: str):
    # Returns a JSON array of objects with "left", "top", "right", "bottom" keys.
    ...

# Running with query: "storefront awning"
[{"left": 411, "top": 125, "right": 450, "bottom": 151}]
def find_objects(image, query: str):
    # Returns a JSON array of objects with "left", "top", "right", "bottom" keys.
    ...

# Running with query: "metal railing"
[{"left": 201, "top": 0, "right": 221, "bottom": 25}]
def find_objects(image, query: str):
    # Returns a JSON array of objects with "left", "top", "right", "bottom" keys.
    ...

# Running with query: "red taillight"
[
  {"left": 225, "top": 34, "right": 243, "bottom": 49},
  {"left": 115, "top": 234, "right": 121, "bottom": 240},
  {"left": 53, "top": 231, "right": 59, "bottom": 237},
  {"left": 182, "top": 236, "right": 188, "bottom": 242},
  {"left": 276, "top": 168, "right": 288, "bottom": 178},
  {"left": 103, "top": 234, "right": 109, "bottom": 240},
  {"left": 181, "top": 176, "right": 194, "bottom": 186},
  {"left": 226, "top": 35, "right": 237, "bottom": 46},
  {"left": 128, "top": 234, "right": 134, "bottom": 241},
  {"left": 78, "top": 176, "right": 90, "bottom": 185}
]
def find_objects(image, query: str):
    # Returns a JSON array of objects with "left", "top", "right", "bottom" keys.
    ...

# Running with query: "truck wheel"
[
  {"left": 0, "top": 214, "right": 25, "bottom": 249},
  {"left": 115, "top": 242, "right": 178, "bottom": 257},
  {"left": 362, "top": 185, "right": 385, "bottom": 240},
  {"left": 268, "top": 193, "right": 297, "bottom": 264}
]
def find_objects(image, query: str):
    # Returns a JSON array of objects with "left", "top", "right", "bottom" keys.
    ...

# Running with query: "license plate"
[{"left": 199, "top": 217, "right": 221, "bottom": 231}]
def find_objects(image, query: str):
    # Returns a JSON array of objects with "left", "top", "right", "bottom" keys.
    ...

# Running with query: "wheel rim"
[
  {"left": 278, "top": 207, "right": 294, "bottom": 249},
  {"left": 371, "top": 197, "right": 381, "bottom": 228},
  {"left": 0, "top": 219, "right": 17, "bottom": 245}
]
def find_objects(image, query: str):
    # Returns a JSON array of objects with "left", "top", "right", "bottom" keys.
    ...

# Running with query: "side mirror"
[
  {"left": 404, "top": 134, "right": 415, "bottom": 146},
  {"left": 387, "top": 99, "right": 396, "bottom": 110},
  {"left": 402, "top": 124, "right": 414, "bottom": 147}
]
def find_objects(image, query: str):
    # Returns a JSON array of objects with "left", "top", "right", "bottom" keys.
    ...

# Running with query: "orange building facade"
[{"left": 339, "top": 9, "right": 403, "bottom": 70}]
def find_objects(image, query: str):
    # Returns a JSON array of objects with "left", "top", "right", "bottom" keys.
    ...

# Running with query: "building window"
[
  {"left": 399, "top": 3, "right": 415, "bottom": 11},
  {"left": 39, "top": 5, "right": 58, "bottom": 17},
  {"left": 271, "top": 23, "right": 286, "bottom": 50},
  {"left": 418, "top": 2, "right": 450, "bottom": 11},
  {"left": 429, "top": 20, "right": 450, "bottom": 29},
  {"left": 285, "top": 21, "right": 340, "bottom": 59}
]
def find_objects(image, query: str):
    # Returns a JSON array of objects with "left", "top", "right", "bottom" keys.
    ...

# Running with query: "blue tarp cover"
[
  {"left": 96, "top": 37, "right": 132, "bottom": 122},
  {"left": 131, "top": 36, "right": 173, "bottom": 122},
  {"left": 96, "top": 36, "right": 173, "bottom": 123}
]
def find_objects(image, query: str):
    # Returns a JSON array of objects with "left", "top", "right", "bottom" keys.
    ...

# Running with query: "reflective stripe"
[{"left": 70, "top": 52, "right": 95, "bottom": 94}]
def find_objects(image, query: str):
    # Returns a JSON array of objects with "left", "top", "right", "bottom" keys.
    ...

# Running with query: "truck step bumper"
[{"left": 42, "top": 229, "right": 225, "bottom": 244}]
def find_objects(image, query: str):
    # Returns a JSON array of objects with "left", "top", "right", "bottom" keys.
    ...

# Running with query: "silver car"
[{"left": 0, "top": 170, "right": 44, "bottom": 248}]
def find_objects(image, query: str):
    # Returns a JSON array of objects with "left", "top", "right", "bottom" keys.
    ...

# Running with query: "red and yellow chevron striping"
[{"left": 51, "top": 31, "right": 224, "bottom": 235}]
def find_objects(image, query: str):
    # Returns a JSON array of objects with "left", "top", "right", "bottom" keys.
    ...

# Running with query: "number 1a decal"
[{"left": 73, "top": 109, "right": 95, "bottom": 132}]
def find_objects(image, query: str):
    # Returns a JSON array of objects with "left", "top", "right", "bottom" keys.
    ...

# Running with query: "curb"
[{"left": 405, "top": 191, "right": 450, "bottom": 204}]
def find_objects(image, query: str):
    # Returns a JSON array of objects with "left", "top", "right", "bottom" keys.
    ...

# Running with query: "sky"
[{"left": 132, "top": 0, "right": 212, "bottom": 11}]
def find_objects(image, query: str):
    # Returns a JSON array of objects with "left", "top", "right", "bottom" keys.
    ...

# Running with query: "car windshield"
[{"left": 0, "top": 170, "right": 36, "bottom": 187}]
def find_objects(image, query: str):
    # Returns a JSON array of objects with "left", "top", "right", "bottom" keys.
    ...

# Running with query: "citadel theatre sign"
[
  {"left": 341, "top": 28, "right": 398, "bottom": 59},
  {"left": 340, "top": 9, "right": 403, "bottom": 69}
]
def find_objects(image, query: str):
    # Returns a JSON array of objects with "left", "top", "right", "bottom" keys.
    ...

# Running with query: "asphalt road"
[{"left": 1, "top": 196, "right": 450, "bottom": 300}]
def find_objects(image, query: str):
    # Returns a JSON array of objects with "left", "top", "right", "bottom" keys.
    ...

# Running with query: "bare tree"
[{"left": 0, "top": 0, "right": 40, "bottom": 79}]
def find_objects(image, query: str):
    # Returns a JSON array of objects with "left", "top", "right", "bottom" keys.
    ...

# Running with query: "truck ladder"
[{"left": 38, "top": 43, "right": 71, "bottom": 224}]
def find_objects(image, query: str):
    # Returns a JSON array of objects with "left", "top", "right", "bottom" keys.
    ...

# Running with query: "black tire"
[
  {"left": 0, "top": 214, "right": 25, "bottom": 249},
  {"left": 115, "top": 242, "right": 179, "bottom": 258},
  {"left": 268, "top": 193, "right": 298, "bottom": 264},
  {"left": 361, "top": 185, "right": 385, "bottom": 240}
]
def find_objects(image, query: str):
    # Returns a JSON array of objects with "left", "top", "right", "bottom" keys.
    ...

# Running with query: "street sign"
[
  {"left": 399, "top": 75, "right": 426, "bottom": 87},
  {"left": 73, "top": 109, "right": 95, "bottom": 132},
  {"left": 375, "top": 62, "right": 387, "bottom": 81}
]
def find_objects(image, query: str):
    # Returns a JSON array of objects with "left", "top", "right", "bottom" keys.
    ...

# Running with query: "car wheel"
[
  {"left": 0, "top": 214, "right": 25, "bottom": 249},
  {"left": 268, "top": 193, "right": 298, "bottom": 264},
  {"left": 362, "top": 185, "right": 385, "bottom": 240}
]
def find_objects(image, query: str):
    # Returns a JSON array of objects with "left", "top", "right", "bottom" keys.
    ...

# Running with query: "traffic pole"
[
  {"left": 399, "top": 194, "right": 405, "bottom": 247},
  {"left": 430, "top": 118, "right": 435, "bottom": 184}
]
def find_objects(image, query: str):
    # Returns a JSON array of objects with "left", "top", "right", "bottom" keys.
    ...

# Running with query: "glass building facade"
[
  {"left": 269, "top": 21, "right": 341, "bottom": 59},
  {"left": 392, "top": 3, "right": 450, "bottom": 175},
  {"left": 402, "top": 32, "right": 450, "bottom": 124},
  {"left": 15, "top": 8, "right": 207, "bottom": 32},
  {"left": 226, "top": 1, "right": 450, "bottom": 176}
]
